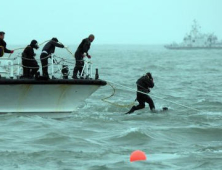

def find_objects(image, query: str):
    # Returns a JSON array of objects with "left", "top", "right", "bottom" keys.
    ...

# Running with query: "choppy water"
[{"left": 1, "top": 45, "right": 222, "bottom": 169}]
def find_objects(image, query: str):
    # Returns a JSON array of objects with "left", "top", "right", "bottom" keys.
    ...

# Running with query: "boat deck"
[{"left": 0, "top": 78, "right": 107, "bottom": 85}]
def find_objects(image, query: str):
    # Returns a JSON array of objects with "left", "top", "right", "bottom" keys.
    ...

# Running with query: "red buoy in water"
[{"left": 130, "top": 150, "right": 147, "bottom": 162}]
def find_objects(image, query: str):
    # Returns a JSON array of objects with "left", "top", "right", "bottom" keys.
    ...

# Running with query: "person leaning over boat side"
[
  {"left": 0, "top": 31, "right": 14, "bottom": 57},
  {"left": 72, "top": 34, "right": 95, "bottom": 79},
  {"left": 40, "top": 37, "right": 64, "bottom": 79},
  {"left": 126, "top": 72, "right": 155, "bottom": 114},
  {"left": 22, "top": 40, "right": 40, "bottom": 78}
]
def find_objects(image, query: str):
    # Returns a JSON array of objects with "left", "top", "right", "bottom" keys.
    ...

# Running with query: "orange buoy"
[{"left": 130, "top": 150, "right": 147, "bottom": 162}]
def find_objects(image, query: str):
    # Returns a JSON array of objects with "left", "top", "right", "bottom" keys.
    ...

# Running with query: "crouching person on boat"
[
  {"left": 72, "top": 34, "right": 94, "bottom": 79},
  {"left": 22, "top": 40, "right": 40, "bottom": 78},
  {"left": 126, "top": 72, "right": 155, "bottom": 114},
  {"left": 0, "top": 31, "right": 14, "bottom": 57}
]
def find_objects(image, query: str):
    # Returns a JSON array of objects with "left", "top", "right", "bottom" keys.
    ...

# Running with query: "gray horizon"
[{"left": 2, "top": 0, "right": 222, "bottom": 45}]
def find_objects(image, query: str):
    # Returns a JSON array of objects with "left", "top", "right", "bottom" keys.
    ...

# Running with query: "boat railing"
[
  {"left": 0, "top": 58, "right": 14, "bottom": 78},
  {"left": 0, "top": 53, "right": 95, "bottom": 80}
]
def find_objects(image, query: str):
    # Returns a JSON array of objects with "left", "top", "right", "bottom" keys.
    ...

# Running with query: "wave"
[{"left": 109, "top": 128, "right": 155, "bottom": 144}]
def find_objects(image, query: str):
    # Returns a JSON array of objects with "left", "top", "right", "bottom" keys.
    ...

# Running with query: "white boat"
[
  {"left": 0, "top": 54, "right": 106, "bottom": 114},
  {"left": 165, "top": 20, "right": 222, "bottom": 50}
]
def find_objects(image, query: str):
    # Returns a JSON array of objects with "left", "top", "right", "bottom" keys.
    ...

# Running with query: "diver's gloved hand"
[
  {"left": 61, "top": 44, "right": 65, "bottom": 48},
  {"left": 87, "top": 55, "right": 91, "bottom": 59},
  {"left": 11, "top": 50, "right": 14, "bottom": 54}
]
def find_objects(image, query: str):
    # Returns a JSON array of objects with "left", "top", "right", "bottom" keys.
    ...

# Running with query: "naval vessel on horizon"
[{"left": 165, "top": 20, "right": 222, "bottom": 50}]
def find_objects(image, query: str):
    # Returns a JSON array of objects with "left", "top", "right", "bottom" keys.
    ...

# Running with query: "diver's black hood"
[{"left": 30, "top": 40, "right": 39, "bottom": 49}]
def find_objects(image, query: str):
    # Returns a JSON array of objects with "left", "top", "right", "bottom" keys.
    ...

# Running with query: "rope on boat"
[
  {"left": 8, "top": 40, "right": 75, "bottom": 59},
  {"left": 8, "top": 40, "right": 50, "bottom": 58},
  {"left": 2, "top": 42, "right": 93, "bottom": 79},
  {"left": 1, "top": 50, "right": 78, "bottom": 77},
  {"left": 64, "top": 46, "right": 74, "bottom": 56}
]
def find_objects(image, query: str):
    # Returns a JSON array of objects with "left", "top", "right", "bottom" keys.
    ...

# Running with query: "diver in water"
[
  {"left": 0, "top": 31, "right": 14, "bottom": 57},
  {"left": 126, "top": 72, "right": 155, "bottom": 114},
  {"left": 22, "top": 40, "right": 40, "bottom": 78},
  {"left": 40, "top": 37, "right": 64, "bottom": 78},
  {"left": 72, "top": 34, "right": 95, "bottom": 79}
]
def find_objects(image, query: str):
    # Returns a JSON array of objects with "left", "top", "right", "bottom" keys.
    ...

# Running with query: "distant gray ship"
[{"left": 165, "top": 20, "right": 222, "bottom": 50}]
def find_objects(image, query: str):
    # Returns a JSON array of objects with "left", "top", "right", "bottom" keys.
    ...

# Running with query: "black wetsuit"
[
  {"left": 22, "top": 45, "right": 39, "bottom": 78},
  {"left": 127, "top": 76, "right": 155, "bottom": 114},
  {"left": 0, "top": 38, "right": 12, "bottom": 56},
  {"left": 73, "top": 38, "right": 91, "bottom": 78},
  {"left": 40, "top": 40, "right": 64, "bottom": 77}
]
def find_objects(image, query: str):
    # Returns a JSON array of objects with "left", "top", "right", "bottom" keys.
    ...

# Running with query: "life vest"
[{"left": 0, "top": 46, "right": 4, "bottom": 57}]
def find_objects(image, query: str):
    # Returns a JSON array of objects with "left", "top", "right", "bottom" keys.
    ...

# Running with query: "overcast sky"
[{"left": 1, "top": 0, "right": 222, "bottom": 45}]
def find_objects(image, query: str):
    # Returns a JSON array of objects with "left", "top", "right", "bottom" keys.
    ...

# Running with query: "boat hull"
[{"left": 0, "top": 79, "right": 106, "bottom": 113}]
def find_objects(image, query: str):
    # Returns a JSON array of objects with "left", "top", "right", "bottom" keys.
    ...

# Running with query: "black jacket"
[
  {"left": 22, "top": 46, "right": 35, "bottom": 60},
  {"left": 136, "top": 75, "right": 154, "bottom": 93},
  {"left": 0, "top": 38, "right": 12, "bottom": 53},
  {"left": 22, "top": 46, "right": 38, "bottom": 67},
  {"left": 76, "top": 38, "right": 91, "bottom": 55},
  {"left": 42, "top": 40, "right": 64, "bottom": 54}
]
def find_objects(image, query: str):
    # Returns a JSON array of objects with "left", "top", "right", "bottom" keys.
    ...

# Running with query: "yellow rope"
[
  {"left": 8, "top": 40, "right": 50, "bottom": 58},
  {"left": 38, "top": 40, "right": 50, "bottom": 46},
  {"left": 101, "top": 83, "right": 135, "bottom": 108},
  {"left": 64, "top": 47, "right": 74, "bottom": 56},
  {"left": 8, "top": 39, "right": 75, "bottom": 60}
]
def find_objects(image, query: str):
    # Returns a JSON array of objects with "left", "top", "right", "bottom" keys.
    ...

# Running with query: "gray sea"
[{"left": 1, "top": 45, "right": 222, "bottom": 170}]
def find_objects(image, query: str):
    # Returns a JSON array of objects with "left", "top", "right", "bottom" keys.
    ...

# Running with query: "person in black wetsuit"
[
  {"left": 40, "top": 37, "right": 64, "bottom": 78},
  {"left": 0, "top": 31, "right": 14, "bottom": 57},
  {"left": 22, "top": 40, "right": 40, "bottom": 78},
  {"left": 72, "top": 34, "right": 95, "bottom": 79},
  {"left": 126, "top": 72, "right": 155, "bottom": 114}
]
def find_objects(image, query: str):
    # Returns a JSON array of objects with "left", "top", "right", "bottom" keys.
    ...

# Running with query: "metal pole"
[
  {"left": 51, "top": 54, "right": 54, "bottom": 78},
  {"left": 90, "top": 62, "right": 92, "bottom": 79},
  {"left": 80, "top": 60, "right": 86, "bottom": 78},
  {"left": 9, "top": 61, "right": 13, "bottom": 78},
  {"left": 17, "top": 56, "right": 20, "bottom": 77},
  {"left": 86, "top": 61, "right": 89, "bottom": 78}
]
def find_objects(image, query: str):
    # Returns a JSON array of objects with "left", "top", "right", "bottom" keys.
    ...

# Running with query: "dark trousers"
[
  {"left": 127, "top": 92, "right": 155, "bottom": 114},
  {"left": 22, "top": 60, "right": 39, "bottom": 78},
  {"left": 73, "top": 52, "right": 84, "bottom": 78},
  {"left": 135, "top": 92, "right": 155, "bottom": 110},
  {"left": 73, "top": 66, "right": 83, "bottom": 78},
  {"left": 40, "top": 53, "right": 49, "bottom": 77}
]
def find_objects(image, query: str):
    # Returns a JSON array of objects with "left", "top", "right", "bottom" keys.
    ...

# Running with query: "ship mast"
[{"left": 190, "top": 20, "right": 201, "bottom": 38}]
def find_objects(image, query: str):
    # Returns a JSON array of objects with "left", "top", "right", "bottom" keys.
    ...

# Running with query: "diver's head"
[
  {"left": 88, "top": 34, "right": 95, "bottom": 42},
  {"left": 30, "top": 40, "right": 39, "bottom": 49},
  {"left": 146, "top": 72, "right": 153, "bottom": 80},
  {"left": 52, "top": 37, "right": 58, "bottom": 42},
  {"left": 0, "top": 31, "right": 5, "bottom": 39}
]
